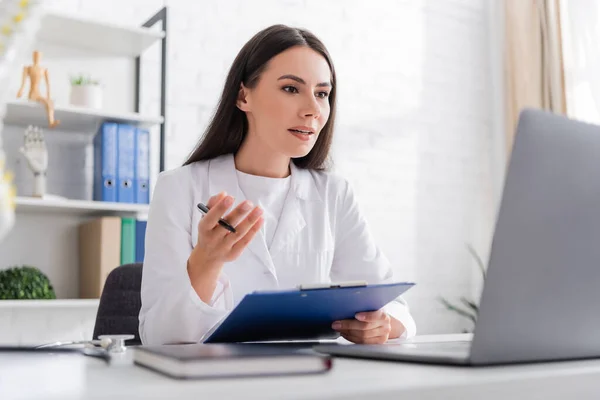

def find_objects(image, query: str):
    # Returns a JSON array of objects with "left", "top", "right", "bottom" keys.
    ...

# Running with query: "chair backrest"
[{"left": 93, "top": 263, "right": 142, "bottom": 345}]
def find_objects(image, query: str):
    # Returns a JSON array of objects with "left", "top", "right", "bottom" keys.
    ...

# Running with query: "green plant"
[
  {"left": 70, "top": 74, "right": 100, "bottom": 86},
  {"left": 0, "top": 266, "right": 56, "bottom": 299},
  {"left": 438, "top": 243, "right": 487, "bottom": 327}
]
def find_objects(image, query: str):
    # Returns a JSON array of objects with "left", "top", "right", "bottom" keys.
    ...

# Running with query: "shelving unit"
[
  {"left": 1, "top": 8, "right": 168, "bottom": 310},
  {"left": 5, "top": 100, "right": 164, "bottom": 132},
  {"left": 15, "top": 196, "right": 149, "bottom": 217},
  {"left": 0, "top": 299, "right": 99, "bottom": 308},
  {"left": 38, "top": 12, "right": 165, "bottom": 57}
]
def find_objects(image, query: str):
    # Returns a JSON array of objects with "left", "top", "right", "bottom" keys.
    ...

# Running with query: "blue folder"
[
  {"left": 93, "top": 122, "right": 118, "bottom": 202},
  {"left": 203, "top": 281, "right": 415, "bottom": 343},
  {"left": 135, "top": 220, "right": 147, "bottom": 263},
  {"left": 134, "top": 128, "right": 150, "bottom": 204},
  {"left": 117, "top": 124, "right": 136, "bottom": 203}
]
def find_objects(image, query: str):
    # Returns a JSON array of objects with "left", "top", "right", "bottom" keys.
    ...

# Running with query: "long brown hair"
[{"left": 183, "top": 24, "right": 337, "bottom": 170}]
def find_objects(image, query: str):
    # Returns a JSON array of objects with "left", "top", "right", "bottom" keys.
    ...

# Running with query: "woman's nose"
[{"left": 301, "top": 95, "right": 320, "bottom": 119}]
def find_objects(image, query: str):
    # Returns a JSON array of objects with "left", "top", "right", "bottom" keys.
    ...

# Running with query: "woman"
[{"left": 139, "top": 24, "right": 416, "bottom": 345}]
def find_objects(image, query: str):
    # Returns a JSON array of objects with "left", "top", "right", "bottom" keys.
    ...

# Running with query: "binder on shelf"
[
  {"left": 78, "top": 216, "right": 122, "bottom": 298},
  {"left": 134, "top": 127, "right": 150, "bottom": 204},
  {"left": 121, "top": 217, "right": 136, "bottom": 265},
  {"left": 117, "top": 124, "right": 136, "bottom": 203},
  {"left": 135, "top": 220, "right": 147, "bottom": 263},
  {"left": 93, "top": 122, "right": 118, "bottom": 202}
]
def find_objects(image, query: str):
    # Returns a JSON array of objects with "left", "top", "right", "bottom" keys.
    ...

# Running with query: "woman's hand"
[
  {"left": 187, "top": 192, "right": 264, "bottom": 302},
  {"left": 193, "top": 192, "right": 264, "bottom": 264},
  {"left": 331, "top": 309, "right": 405, "bottom": 344}
]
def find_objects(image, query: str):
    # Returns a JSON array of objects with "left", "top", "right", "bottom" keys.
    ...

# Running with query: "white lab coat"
[{"left": 139, "top": 154, "right": 416, "bottom": 345}]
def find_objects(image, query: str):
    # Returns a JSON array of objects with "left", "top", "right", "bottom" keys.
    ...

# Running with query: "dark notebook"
[{"left": 133, "top": 343, "right": 333, "bottom": 379}]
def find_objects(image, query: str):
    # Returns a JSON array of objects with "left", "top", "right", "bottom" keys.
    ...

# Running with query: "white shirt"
[
  {"left": 235, "top": 169, "right": 291, "bottom": 249},
  {"left": 139, "top": 153, "right": 417, "bottom": 345}
]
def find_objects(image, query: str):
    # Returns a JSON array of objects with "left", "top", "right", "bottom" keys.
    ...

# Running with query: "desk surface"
[{"left": 3, "top": 335, "right": 600, "bottom": 400}]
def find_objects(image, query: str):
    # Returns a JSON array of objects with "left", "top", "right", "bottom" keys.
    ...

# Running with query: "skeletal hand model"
[{"left": 20, "top": 125, "right": 47, "bottom": 197}]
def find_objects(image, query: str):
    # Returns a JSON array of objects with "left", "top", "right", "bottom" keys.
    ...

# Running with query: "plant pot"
[{"left": 69, "top": 85, "right": 103, "bottom": 109}]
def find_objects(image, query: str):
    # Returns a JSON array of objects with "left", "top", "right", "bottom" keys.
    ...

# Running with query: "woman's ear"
[{"left": 236, "top": 83, "right": 251, "bottom": 112}]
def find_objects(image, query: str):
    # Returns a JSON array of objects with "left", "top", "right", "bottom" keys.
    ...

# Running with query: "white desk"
[{"left": 3, "top": 335, "right": 600, "bottom": 400}]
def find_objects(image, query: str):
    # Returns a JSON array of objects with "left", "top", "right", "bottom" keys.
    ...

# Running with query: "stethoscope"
[{"left": 35, "top": 334, "right": 135, "bottom": 365}]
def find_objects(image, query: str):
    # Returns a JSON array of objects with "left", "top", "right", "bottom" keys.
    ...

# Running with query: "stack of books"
[
  {"left": 80, "top": 121, "right": 151, "bottom": 298},
  {"left": 78, "top": 216, "right": 147, "bottom": 298}
]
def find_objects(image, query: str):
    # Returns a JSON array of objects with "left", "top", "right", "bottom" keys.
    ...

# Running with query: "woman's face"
[{"left": 237, "top": 46, "right": 332, "bottom": 158}]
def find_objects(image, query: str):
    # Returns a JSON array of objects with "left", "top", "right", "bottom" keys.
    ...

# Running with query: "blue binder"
[
  {"left": 135, "top": 220, "right": 147, "bottom": 263},
  {"left": 134, "top": 128, "right": 150, "bottom": 204},
  {"left": 203, "top": 281, "right": 415, "bottom": 343},
  {"left": 117, "top": 124, "right": 136, "bottom": 203},
  {"left": 93, "top": 122, "right": 118, "bottom": 202}
]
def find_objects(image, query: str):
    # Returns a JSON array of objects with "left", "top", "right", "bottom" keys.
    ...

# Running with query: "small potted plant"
[
  {"left": 69, "top": 74, "right": 102, "bottom": 109},
  {"left": 0, "top": 265, "right": 56, "bottom": 300},
  {"left": 438, "top": 243, "right": 487, "bottom": 332}
]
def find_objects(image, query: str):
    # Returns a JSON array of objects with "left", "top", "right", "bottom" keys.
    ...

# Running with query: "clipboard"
[{"left": 202, "top": 281, "right": 415, "bottom": 343}]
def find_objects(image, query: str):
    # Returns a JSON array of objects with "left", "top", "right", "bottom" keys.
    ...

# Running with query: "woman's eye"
[
  {"left": 283, "top": 86, "right": 299, "bottom": 94},
  {"left": 316, "top": 91, "right": 330, "bottom": 99}
]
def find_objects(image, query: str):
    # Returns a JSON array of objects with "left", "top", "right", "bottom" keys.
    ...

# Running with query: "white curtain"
[
  {"left": 504, "top": 0, "right": 567, "bottom": 155},
  {"left": 560, "top": 0, "right": 600, "bottom": 124}
]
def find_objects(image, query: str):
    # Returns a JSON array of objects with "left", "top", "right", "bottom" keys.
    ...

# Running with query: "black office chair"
[{"left": 93, "top": 263, "right": 143, "bottom": 345}]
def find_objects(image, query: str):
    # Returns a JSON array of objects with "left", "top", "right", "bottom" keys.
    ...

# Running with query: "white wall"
[{"left": 33, "top": 0, "right": 501, "bottom": 334}]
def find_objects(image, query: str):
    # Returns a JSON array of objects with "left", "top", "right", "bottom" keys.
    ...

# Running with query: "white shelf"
[
  {"left": 38, "top": 12, "right": 165, "bottom": 57},
  {"left": 4, "top": 100, "right": 163, "bottom": 132},
  {"left": 0, "top": 299, "right": 99, "bottom": 308},
  {"left": 15, "top": 196, "right": 149, "bottom": 216}
]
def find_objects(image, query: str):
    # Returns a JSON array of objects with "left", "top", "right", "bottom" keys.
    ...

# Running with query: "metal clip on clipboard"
[{"left": 298, "top": 281, "right": 368, "bottom": 291}]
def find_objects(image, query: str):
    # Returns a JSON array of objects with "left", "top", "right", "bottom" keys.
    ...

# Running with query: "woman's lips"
[{"left": 288, "top": 129, "right": 313, "bottom": 141}]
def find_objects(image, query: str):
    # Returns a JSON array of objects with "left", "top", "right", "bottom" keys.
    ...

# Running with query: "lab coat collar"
[
  {"left": 207, "top": 153, "right": 322, "bottom": 203},
  {"left": 206, "top": 153, "right": 321, "bottom": 275}
]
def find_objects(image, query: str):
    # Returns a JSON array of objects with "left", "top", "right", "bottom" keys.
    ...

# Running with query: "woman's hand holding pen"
[{"left": 187, "top": 192, "right": 264, "bottom": 303}]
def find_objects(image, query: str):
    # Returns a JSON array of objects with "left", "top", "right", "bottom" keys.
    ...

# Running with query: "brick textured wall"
[{"left": 37, "top": 0, "right": 499, "bottom": 334}]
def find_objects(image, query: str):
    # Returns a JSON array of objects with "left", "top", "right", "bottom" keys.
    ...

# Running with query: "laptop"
[{"left": 315, "top": 109, "right": 600, "bottom": 366}]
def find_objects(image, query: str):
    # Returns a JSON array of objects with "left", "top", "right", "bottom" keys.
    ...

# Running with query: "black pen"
[{"left": 197, "top": 202, "right": 237, "bottom": 233}]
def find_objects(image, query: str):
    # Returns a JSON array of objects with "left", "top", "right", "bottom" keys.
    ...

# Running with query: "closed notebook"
[{"left": 133, "top": 343, "right": 332, "bottom": 379}]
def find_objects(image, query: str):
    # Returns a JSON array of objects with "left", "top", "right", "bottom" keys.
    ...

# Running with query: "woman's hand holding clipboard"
[{"left": 202, "top": 281, "right": 415, "bottom": 344}]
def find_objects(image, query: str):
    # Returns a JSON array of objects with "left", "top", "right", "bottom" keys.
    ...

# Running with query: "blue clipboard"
[{"left": 203, "top": 281, "right": 415, "bottom": 343}]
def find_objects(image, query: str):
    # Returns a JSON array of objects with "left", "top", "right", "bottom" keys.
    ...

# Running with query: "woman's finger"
[
  {"left": 200, "top": 195, "right": 235, "bottom": 233},
  {"left": 341, "top": 332, "right": 389, "bottom": 345},
  {"left": 225, "top": 206, "right": 264, "bottom": 245},
  {"left": 338, "top": 325, "right": 391, "bottom": 340},
  {"left": 206, "top": 192, "right": 227, "bottom": 209},
  {"left": 210, "top": 199, "right": 255, "bottom": 240},
  {"left": 228, "top": 217, "right": 264, "bottom": 257},
  {"left": 222, "top": 200, "right": 254, "bottom": 228},
  {"left": 332, "top": 319, "right": 381, "bottom": 332},
  {"left": 355, "top": 309, "right": 387, "bottom": 323}
]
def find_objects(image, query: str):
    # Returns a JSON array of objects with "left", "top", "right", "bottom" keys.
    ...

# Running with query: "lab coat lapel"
[
  {"left": 207, "top": 154, "right": 275, "bottom": 275},
  {"left": 269, "top": 190, "right": 305, "bottom": 257},
  {"left": 269, "top": 162, "right": 321, "bottom": 258}
]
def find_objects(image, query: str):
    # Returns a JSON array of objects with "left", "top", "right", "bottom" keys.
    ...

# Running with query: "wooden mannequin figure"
[{"left": 16, "top": 50, "right": 60, "bottom": 128}]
